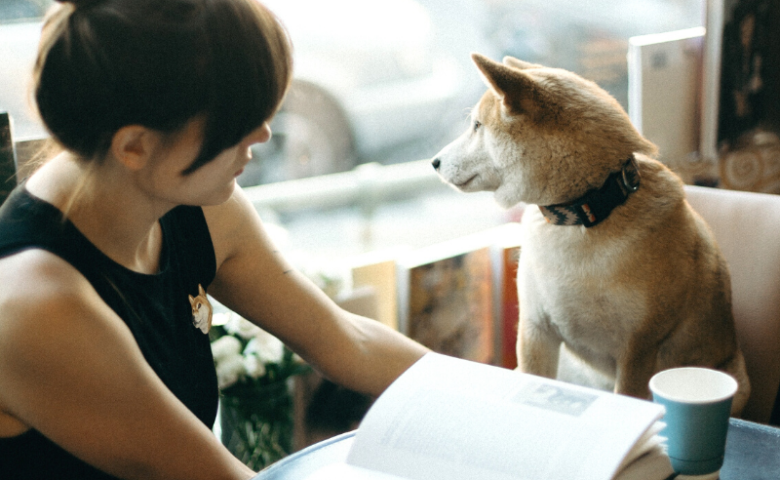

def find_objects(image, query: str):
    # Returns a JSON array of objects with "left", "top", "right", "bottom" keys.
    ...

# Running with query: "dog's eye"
[{"left": 473, "top": 120, "right": 482, "bottom": 132}]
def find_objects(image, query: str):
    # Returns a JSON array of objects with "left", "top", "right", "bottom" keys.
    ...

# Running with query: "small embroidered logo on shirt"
[{"left": 189, "top": 284, "right": 213, "bottom": 334}]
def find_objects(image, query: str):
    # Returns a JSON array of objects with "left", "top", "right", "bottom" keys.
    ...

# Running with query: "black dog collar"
[{"left": 538, "top": 156, "right": 640, "bottom": 228}]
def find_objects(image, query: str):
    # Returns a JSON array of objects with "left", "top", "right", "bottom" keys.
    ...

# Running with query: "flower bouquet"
[{"left": 210, "top": 312, "right": 310, "bottom": 470}]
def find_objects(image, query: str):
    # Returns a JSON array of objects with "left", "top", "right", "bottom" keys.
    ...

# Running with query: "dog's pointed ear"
[
  {"left": 502, "top": 56, "right": 542, "bottom": 70},
  {"left": 471, "top": 53, "right": 543, "bottom": 116}
]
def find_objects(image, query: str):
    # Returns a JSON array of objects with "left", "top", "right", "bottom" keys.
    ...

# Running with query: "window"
[
  {"left": 245, "top": 0, "right": 705, "bottom": 259},
  {"left": 0, "top": 0, "right": 706, "bottom": 259},
  {"left": 244, "top": 0, "right": 704, "bottom": 186}
]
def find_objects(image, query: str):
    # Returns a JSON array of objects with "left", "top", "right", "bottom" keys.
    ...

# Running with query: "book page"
[
  {"left": 346, "top": 353, "right": 667, "bottom": 480},
  {"left": 304, "top": 463, "right": 406, "bottom": 480}
]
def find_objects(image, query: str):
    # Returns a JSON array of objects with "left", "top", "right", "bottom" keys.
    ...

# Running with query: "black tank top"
[{"left": 0, "top": 185, "right": 220, "bottom": 479}]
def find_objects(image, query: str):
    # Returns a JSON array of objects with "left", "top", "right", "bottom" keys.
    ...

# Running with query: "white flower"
[
  {"left": 245, "top": 330, "right": 285, "bottom": 364},
  {"left": 224, "top": 313, "right": 263, "bottom": 340},
  {"left": 215, "top": 353, "right": 245, "bottom": 389},
  {"left": 211, "top": 335, "right": 242, "bottom": 362},
  {"left": 209, "top": 310, "right": 302, "bottom": 389},
  {"left": 211, "top": 312, "right": 231, "bottom": 327},
  {"left": 242, "top": 354, "right": 267, "bottom": 379}
]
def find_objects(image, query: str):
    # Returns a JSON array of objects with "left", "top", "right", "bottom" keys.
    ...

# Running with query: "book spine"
[
  {"left": 627, "top": 39, "right": 644, "bottom": 133},
  {"left": 700, "top": 0, "right": 725, "bottom": 162},
  {"left": 395, "top": 262, "right": 411, "bottom": 336},
  {"left": 500, "top": 245, "right": 521, "bottom": 369},
  {"left": 0, "top": 112, "right": 17, "bottom": 205}
]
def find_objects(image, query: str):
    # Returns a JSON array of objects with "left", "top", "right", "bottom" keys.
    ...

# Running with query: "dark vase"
[{"left": 219, "top": 379, "right": 295, "bottom": 471}]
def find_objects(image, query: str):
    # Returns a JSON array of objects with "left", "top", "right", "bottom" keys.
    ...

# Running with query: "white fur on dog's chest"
[{"left": 519, "top": 207, "right": 648, "bottom": 357}]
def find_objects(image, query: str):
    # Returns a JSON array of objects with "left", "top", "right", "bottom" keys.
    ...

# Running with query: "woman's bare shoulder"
[
  {"left": 0, "top": 248, "right": 134, "bottom": 388},
  {"left": 0, "top": 248, "right": 251, "bottom": 478},
  {"left": 0, "top": 248, "right": 125, "bottom": 370},
  {"left": 0, "top": 248, "right": 124, "bottom": 423},
  {"left": 0, "top": 248, "right": 90, "bottom": 318}
]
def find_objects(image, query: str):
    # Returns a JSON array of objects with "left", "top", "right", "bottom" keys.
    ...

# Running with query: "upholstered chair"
[{"left": 685, "top": 185, "right": 780, "bottom": 425}]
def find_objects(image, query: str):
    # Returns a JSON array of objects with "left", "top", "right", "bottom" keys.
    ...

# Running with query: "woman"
[{"left": 0, "top": 1, "right": 429, "bottom": 479}]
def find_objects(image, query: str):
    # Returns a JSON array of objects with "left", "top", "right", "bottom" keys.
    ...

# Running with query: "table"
[{"left": 254, "top": 418, "right": 780, "bottom": 479}]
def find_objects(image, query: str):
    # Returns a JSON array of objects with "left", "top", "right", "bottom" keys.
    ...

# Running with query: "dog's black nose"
[{"left": 431, "top": 158, "right": 441, "bottom": 170}]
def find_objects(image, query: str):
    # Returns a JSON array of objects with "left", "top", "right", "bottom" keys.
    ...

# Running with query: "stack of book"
[{"left": 349, "top": 222, "right": 523, "bottom": 369}]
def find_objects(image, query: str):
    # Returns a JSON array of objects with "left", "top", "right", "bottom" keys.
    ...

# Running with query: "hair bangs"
[{"left": 183, "top": 0, "right": 293, "bottom": 174}]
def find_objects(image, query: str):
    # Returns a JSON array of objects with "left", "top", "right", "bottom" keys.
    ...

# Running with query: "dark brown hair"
[{"left": 35, "top": 0, "right": 292, "bottom": 173}]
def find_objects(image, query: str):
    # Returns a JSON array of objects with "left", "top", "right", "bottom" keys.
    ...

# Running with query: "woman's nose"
[{"left": 257, "top": 122, "right": 272, "bottom": 143}]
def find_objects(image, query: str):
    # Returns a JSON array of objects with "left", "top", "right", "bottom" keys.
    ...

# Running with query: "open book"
[{"left": 304, "top": 353, "right": 674, "bottom": 480}]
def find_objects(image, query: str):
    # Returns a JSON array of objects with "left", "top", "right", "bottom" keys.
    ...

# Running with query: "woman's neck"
[{"left": 25, "top": 152, "right": 169, "bottom": 275}]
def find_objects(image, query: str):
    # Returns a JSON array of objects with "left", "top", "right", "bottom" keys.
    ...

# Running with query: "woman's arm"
[
  {"left": 0, "top": 250, "right": 255, "bottom": 480},
  {"left": 205, "top": 188, "right": 429, "bottom": 397}
]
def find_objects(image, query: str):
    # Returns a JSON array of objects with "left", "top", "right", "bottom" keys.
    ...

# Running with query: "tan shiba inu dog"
[{"left": 432, "top": 53, "right": 750, "bottom": 414}]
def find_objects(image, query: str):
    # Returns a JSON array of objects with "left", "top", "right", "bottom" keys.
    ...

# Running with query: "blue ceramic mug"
[{"left": 649, "top": 367, "right": 737, "bottom": 477}]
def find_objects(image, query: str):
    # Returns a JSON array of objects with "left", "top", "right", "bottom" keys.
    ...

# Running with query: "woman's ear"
[{"left": 110, "top": 125, "right": 158, "bottom": 171}]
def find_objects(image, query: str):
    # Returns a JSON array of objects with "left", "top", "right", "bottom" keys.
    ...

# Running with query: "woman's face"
[{"left": 141, "top": 120, "right": 272, "bottom": 207}]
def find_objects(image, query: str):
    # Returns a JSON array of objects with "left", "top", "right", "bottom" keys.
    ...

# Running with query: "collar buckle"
[{"left": 620, "top": 156, "right": 640, "bottom": 194}]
